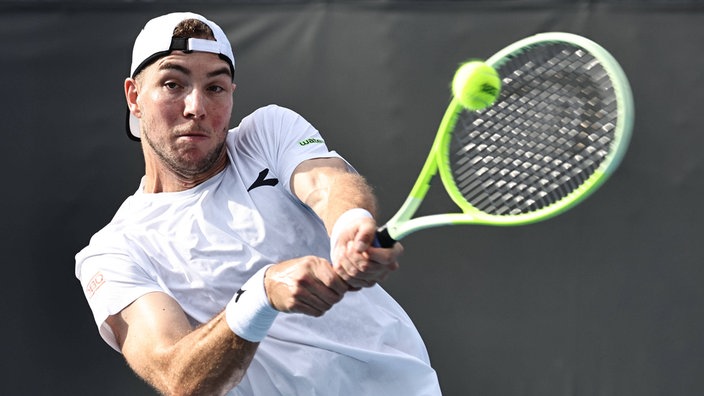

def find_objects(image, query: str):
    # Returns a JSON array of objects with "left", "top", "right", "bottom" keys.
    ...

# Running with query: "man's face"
[{"left": 130, "top": 51, "right": 235, "bottom": 177}]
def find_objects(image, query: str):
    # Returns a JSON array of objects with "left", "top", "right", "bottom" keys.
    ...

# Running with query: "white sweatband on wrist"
[
  {"left": 329, "top": 208, "right": 373, "bottom": 258},
  {"left": 225, "top": 264, "right": 279, "bottom": 342}
]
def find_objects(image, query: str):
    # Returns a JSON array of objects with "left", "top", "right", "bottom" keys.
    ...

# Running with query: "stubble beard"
[{"left": 143, "top": 127, "right": 227, "bottom": 179}]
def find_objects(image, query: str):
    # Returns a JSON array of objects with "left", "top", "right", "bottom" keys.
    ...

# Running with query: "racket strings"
[{"left": 450, "top": 43, "right": 618, "bottom": 216}]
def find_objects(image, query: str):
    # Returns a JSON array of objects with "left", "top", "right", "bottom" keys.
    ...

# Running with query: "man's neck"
[{"left": 142, "top": 152, "right": 228, "bottom": 193}]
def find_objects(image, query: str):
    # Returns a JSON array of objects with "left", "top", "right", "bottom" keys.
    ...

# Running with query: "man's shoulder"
[
  {"left": 233, "top": 105, "right": 303, "bottom": 132},
  {"left": 250, "top": 104, "right": 297, "bottom": 118},
  {"left": 227, "top": 105, "right": 310, "bottom": 148}
]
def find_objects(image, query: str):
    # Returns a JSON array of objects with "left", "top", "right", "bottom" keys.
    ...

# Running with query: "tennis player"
[{"left": 75, "top": 12, "right": 441, "bottom": 395}]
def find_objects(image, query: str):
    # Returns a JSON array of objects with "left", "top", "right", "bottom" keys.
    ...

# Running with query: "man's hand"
[
  {"left": 330, "top": 215, "right": 402, "bottom": 290},
  {"left": 290, "top": 157, "right": 401, "bottom": 290},
  {"left": 264, "top": 256, "right": 349, "bottom": 317}
]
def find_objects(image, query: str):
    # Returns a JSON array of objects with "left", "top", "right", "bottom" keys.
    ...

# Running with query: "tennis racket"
[{"left": 375, "top": 32, "right": 634, "bottom": 248}]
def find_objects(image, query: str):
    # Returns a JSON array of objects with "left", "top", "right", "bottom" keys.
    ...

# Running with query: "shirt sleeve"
[
  {"left": 232, "top": 105, "right": 353, "bottom": 193},
  {"left": 75, "top": 232, "right": 163, "bottom": 352}
]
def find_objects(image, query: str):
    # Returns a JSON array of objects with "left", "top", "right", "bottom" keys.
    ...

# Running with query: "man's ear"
[{"left": 124, "top": 78, "right": 141, "bottom": 117}]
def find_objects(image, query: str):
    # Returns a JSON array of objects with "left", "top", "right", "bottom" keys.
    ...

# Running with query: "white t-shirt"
[{"left": 75, "top": 105, "right": 441, "bottom": 396}]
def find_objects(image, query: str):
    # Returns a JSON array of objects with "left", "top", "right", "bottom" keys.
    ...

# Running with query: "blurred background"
[{"left": 1, "top": 1, "right": 702, "bottom": 395}]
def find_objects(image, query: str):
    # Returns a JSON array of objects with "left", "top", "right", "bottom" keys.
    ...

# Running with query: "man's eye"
[
  {"left": 164, "top": 82, "right": 180, "bottom": 89},
  {"left": 209, "top": 85, "right": 225, "bottom": 93}
]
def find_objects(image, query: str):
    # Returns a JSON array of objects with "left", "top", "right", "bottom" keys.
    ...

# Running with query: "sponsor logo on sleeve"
[
  {"left": 298, "top": 138, "right": 324, "bottom": 146},
  {"left": 86, "top": 272, "right": 106, "bottom": 298}
]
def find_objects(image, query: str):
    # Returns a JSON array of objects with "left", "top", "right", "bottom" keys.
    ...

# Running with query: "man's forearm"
[
  {"left": 111, "top": 294, "right": 259, "bottom": 396},
  {"left": 306, "top": 170, "right": 378, "bottom": 234},
  {"left": 164, "top": 312, "right": 259, "bottom": 396}
]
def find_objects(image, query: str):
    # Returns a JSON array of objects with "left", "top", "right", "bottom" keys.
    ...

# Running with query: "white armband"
[{"left": 225, "top": 265, "right": 278, "bottom": 342}]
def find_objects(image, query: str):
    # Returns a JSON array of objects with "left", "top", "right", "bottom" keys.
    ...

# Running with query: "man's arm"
[
  {"left": 290, "top": 157, "right": 402, "bottom": 289},
  {"left": 107, "top": 258, "right": 348, "bottom": 395},
  {"left": 290, "top": 157, "right": 378, "bottom": 232},
  {"left": 107, "top": 292, "right": 255, "bottom": 396}
]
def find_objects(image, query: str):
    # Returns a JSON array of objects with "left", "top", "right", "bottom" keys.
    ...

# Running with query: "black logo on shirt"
[
  {"left": 247, "top": 168, "right": 279, "bottom": 191},
  {"left": 235, "top": 288, "right": 246, "bottom": 303}
]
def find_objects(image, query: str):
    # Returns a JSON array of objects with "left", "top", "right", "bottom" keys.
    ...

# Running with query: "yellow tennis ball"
[{"left": 452, "top": 61, "right": 501, "bottom": 111}]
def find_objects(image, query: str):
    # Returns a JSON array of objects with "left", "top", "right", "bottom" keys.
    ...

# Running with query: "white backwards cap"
[{"left": 126, "top": 12, "right": 235, "bottom": 141}]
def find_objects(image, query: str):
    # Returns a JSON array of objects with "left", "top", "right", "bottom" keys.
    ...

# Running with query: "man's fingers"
[
  {"left": 265, "top": 256, "right": 347, "bottom": 316},
  {"left": 350, "top": 219, "right": 377, "bottom": 253},
  {"left": 332, "top": 241, "right": 401, "bottom": 289}
]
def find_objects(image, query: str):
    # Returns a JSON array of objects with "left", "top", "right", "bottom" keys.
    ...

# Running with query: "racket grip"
[{"left": 374, "top": 226, "right": 397, "bottom": 248}]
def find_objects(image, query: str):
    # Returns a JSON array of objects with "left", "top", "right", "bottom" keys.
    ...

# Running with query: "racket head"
[{"left": 434, "top": 32, "right": 634, "bottom": 226}]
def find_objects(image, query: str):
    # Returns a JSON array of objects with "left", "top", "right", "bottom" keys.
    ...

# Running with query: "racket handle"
[{"left": 374, "top": 226, "right": 397, "bottom": 248}]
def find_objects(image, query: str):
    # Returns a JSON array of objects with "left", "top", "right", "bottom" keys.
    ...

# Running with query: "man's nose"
[{"left": 184, "top": 89, "right": 206, "bottom": 119}]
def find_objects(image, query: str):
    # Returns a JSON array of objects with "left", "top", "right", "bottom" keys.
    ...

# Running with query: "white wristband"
[
  {"left": 330, "top": 208, "right": 373, "bottom": 258},
  {"left": 225, "top": 265, "right": 279, "bottom": 342}
]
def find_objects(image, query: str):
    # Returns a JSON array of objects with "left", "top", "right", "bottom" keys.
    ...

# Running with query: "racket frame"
[{"left": 381, "top": 32, "right": 634, "bottom": 242}]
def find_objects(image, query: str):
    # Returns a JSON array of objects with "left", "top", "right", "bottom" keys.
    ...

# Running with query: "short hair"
[{"left": 172, "top": 18, "right": 215, "bottom": 40}]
